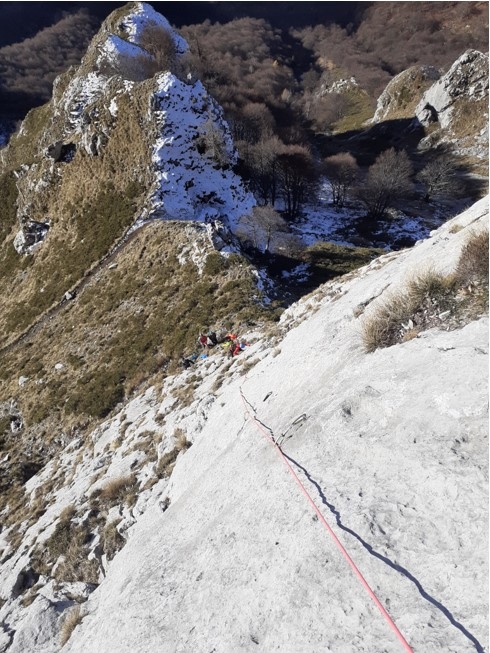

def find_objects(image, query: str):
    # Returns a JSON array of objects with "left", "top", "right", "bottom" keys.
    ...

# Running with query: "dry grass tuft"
[
  {"left": 454, "top": 228, "right": 489, "bottom": 288},
  {"left": 96, "top": 474, "right": 139, "bottom": 507},
  {"left": 362, "top": 228, "right": 489, "bottom": 352},
  {"left": 29, "top": 504, "right": 100, "bottom": 584},
  {"left": 101, "top": 520, "right": 125, "bottom": 561},
  {"left": 59, "top": 604, "right": 83, "bottom": 648},
  {"left": 155, "top": 429, "right": 192, "bottom": 479}
]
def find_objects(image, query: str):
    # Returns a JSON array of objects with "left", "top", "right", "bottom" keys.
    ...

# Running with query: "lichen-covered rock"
[{"left": 416, "top": 50, "right": 488, "bottom": 127}]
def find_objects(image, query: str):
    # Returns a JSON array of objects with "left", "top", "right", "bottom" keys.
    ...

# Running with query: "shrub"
[
  {"left": 416, "top": 151, "right": 463, "bottom": 202},
  {"left": 362, "top": 269, "right": 456, "bottom": 352},
  {"left": 139, "top": 22, "right": 178, "bottom": 74},
  {"left": 96, "top": 474, "right": 138, "bottom": 507},
  {"left": 355, "top": 148, "right": 414, "bottom": 220},
  {"left": 454, "top": 229, "right": 489, "bottom": 288}
]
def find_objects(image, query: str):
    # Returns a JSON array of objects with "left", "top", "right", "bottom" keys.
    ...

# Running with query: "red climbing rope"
[{"left": 240, "top": 387, "right": 414, "bottom": 653}]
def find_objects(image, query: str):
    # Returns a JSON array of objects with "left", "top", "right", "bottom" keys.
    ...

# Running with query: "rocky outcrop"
[
  {"left": 416, "top": 50, "right": 488, "bottom": 127},
  {"left": 3, "top": 1, "right": 254, "bottom": 256},
  {"left": 13, "top": 220, "right": 50, "bottom": 255},
  {"left": 372, "top": 65, "right": 440, "bottom": 123},
  {"left": 415, "top": 49, "right": 489, "bottom": 159},
  {"left": 369, "top": 49, "right": 488, "bottom": 163}
]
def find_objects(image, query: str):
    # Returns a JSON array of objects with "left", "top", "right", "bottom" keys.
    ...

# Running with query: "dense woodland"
[{"left": 0, "top": 2, "right": 487, "bottom": 122}]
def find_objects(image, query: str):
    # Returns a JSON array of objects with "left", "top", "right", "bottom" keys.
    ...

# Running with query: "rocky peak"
[{"left": 3, "top": 1, "right": 254, "bottom": 254}]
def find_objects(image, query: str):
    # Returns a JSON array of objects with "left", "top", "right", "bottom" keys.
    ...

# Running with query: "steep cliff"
[{"left": 0, "top": 196, "right": 487, "bottom": 653}]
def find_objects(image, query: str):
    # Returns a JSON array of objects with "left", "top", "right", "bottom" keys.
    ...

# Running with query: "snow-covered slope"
[
  {"left": 150, "top": 71, "right": 254, "bottom": 226},
  {"left": 2, "top": 198, "right": 485, "bottom": 653}
]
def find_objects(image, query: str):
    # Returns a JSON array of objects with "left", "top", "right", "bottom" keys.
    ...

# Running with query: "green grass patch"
[
  {"left": 7, "top": 103, "right": 52, "bottom": 167},
  {"left": 4, "top": 181, "right": 142, "bottom": 333},
  {"left": 333, "top": 89, "right": 374, "bottom": 133},
  {"left": 65, "top": 369, "right": 125, "bottom": 419}
]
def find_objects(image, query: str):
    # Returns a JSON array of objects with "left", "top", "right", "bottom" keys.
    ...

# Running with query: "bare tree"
[
  {"left": 323, "top": 152, "right": 359, "bottom": 207},
  {"left": 230, "top": 102, "right": 275, "bottom": 144},
  {"left": 355, "top": 147, "right": 413, "bottom": 220},
  {"left": 416, "top": 150, "right": 463, "bottom": 202},
  {"left": 241, "top": 136, "right": 283, "bottom": 206},
  {"left": 238, "top": 205, "right": 288, "bottom": 254},
  {"left": 277, "top": 144, "right": 319, "bottom": 220}
]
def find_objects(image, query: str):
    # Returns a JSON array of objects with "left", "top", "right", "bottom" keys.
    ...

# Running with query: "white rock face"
[
  {"left": 0, "top": 197, "right": 482, "bottom": 653},
  {"left": 416, "top": 50, "right": 488, "bottom": 129}
]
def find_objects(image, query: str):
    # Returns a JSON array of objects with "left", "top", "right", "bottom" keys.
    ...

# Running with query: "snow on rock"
[
  {"left": 51, "top": 196, "right": 488, "bottom": 653},
  {"left": 150, "top": 71, "right": 255, "bottom": 227},
  {"left": 116, "top": 1, "right": 188, "bottom": 55},
  {"left": 60, "top": 71, "right": 111, "bottom": 134},
  {"left": 96, "top": 33, "right": 153, "bottom": 75},
  {"left": 52, "top": 2, "right": 187, "bottom": 135}
]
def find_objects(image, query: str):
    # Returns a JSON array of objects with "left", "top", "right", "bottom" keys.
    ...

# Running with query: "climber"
[
  {"left": 228, "top": 340, "right": 242, "bottom": 358},
  {"left": 181, "top": 356, "right": 195, "bottom": 370}
]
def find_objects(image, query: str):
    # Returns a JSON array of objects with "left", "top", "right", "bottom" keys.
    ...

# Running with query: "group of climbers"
[
  {"left": 221, "top": 332, "right": 248, "bottom": 359},
  {"left": 180, "top": 327, "right": 249, "bottom": 370}
]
